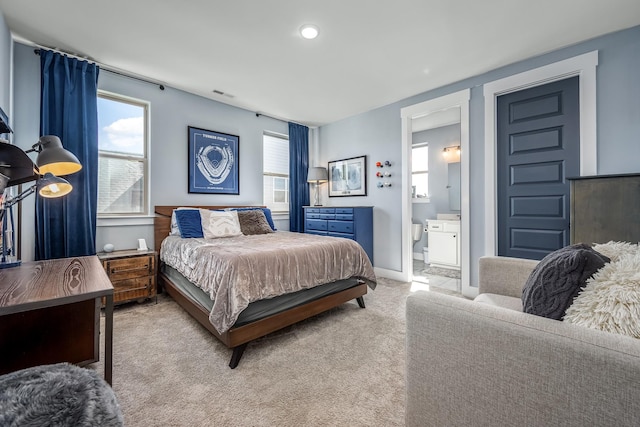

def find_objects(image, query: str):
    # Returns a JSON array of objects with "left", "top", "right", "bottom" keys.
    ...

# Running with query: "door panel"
[{"left": 497, "top": 77, "right": 579, "bottom": 260}]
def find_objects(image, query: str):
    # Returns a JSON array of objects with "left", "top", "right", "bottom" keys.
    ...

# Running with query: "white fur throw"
[
  {"left": 564, "top": 248, "right": 640, "bottom": 338},
  {"left": 592, "top": 240, "right": 640, "bottom": 262}
]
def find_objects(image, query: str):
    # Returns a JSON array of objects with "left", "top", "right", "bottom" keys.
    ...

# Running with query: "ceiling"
[{"left": 1, "top": 1, "right": 639, "bottom": 127}]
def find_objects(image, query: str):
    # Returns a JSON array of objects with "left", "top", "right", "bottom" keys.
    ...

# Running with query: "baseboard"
[{"left": 373, "top": 267, "right": 407, "bottom": 282}]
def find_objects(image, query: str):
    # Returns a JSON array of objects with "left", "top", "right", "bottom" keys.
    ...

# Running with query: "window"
[
  {"left": 97, "top": 92, "right": 148, "bottom": 216},
  {"left": 412, "top": 144, "right": 429, "bottom": 199},
  {"left": 263, "top": 133, "right": 289, "bottom": 212}
]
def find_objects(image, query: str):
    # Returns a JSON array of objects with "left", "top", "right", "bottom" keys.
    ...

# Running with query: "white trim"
[
  {"left": 483, "top": 51, "right": 598, "bottom": 256},
  {"left": 374, "top": 266, "right": 407, "bottom": 282},
  {"left": 97, "top": 216, "right": 155, "bottom": 227},
  {"left": 401, "top": 89, "right": 473, "bottom": 297}
]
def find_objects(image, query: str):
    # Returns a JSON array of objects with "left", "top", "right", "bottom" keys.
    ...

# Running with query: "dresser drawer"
[
  {"left": 328, "top": 232, "right": 355, "bottom": 240},
  {"left": 335, "top": 214, "right": 353, "bottom": 221},
  {"left": 306, "top": 230, "right": 328, "bottom": 236},
  {"left": 319, "top": 213, "right": 335, "bottom": 220},
  {"left": 328, "top": 220, "right": 354, "bottom": 234},
  {"left": 306, "top": 219, "right": 328, "bottom": 231},
  {"left": 335, "top": 208, "right": 353, "bottom": 214},
  {"left": 104, "top": 255, "right": 154, "bottom": 281}
]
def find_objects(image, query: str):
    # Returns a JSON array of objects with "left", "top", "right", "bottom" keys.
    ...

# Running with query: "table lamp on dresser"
[{"left": 307, "top": 166, "right": 328, "bottom": 207}]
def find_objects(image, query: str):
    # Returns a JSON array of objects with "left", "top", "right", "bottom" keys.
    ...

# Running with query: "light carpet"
[{"left": 94, "top": 278, "right": 417, "bottom": 426}]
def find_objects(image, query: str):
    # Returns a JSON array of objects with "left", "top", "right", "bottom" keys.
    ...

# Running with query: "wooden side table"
[
  {"left": 98, "top": 248, "right": 157, "bottom": 305},
  {"left": 0, "top": 256, "right": 114, "bottom": 385}
]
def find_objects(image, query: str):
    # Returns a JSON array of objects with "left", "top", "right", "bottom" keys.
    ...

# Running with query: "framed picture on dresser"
[{"left": 328, "top": 155, "right": 367, "bottom": 197}]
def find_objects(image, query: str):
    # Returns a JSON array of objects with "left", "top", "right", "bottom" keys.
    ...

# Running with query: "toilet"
[{"left": 411, "top": 223, "right": 423, "bottom": 245}]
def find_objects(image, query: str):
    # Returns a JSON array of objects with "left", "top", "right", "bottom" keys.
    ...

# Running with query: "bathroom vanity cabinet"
[{"left": 427, "top": 220, "right": 461, "bottom": 269}]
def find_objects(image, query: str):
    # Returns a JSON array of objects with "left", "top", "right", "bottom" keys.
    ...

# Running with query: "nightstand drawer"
[
  {"left": 112, "top": 276, "right": 154, "bottom": 293},
  {"left": 104, "top": 256, "right": 154, "bottom": 281}
]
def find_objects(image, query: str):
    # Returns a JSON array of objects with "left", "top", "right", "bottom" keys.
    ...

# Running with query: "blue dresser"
[{"left": 303, "top": 206, "right": 373, "bottom": 264}]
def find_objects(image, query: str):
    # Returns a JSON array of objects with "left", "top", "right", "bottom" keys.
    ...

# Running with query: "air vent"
[{"left": 213, "top": 89, "right": 235, "bottom": 99}]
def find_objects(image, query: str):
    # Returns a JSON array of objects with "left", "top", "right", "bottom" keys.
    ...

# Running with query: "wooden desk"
[{"left": 0, "top": 256, "right": 114, "bottom": 385}]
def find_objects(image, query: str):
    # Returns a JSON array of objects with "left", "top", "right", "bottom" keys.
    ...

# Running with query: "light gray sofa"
[{"left": 406, "top": 255, "right": 640, "bottom": 427}]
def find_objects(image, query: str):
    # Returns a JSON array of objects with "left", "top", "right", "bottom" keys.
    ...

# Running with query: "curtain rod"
[
  {"left": 33, "top": 47, "right": 165, "bottom": 91},
  {"left": 255, "top": 112, "right": 312, "bottom": 129}
]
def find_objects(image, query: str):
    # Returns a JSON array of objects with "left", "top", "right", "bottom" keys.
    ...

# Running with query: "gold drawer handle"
[{"left": 111, "top": 265, "right": 149, "bottom": 274}]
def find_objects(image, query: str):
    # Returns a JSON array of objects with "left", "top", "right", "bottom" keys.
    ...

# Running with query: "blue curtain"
[
  {"left": 36, "top": 50, "right": 99, "bottom": 260},
  {"left": 288, "top": 122, "right": 309, "bottom": 232}
]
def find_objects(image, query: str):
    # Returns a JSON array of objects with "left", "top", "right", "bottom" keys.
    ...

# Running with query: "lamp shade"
[
  {"left": 307, "top": 167, "right": 328, "bottom": 183},
  {"left": 0, "top": 140, "right": 39, "bottom": 187},
  {"left": 36, "top": 135, "right": 82, "bottom": 176},
  {"left": 37, "top": 172, "right": 73, "bottom": 198}
]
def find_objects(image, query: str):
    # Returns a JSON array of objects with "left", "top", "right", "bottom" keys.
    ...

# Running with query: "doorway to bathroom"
[
  {"left": 400, "top": 89, "right": 472, "bottom": 297},
  {"left": 411, "top": 119, "right": 462, "bottom": 292}
]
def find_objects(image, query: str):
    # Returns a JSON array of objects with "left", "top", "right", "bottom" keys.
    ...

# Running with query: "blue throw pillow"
[
  {"left": 174, "top": 209, "right": 204, "bottom": 238},
  {"left": 230, "top": 207, "right": 277, "bottom": 231}
]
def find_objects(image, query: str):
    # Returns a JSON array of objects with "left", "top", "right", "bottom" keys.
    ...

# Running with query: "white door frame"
[
  {"left": 401, "top": 89, "right": 472, "bottom": 297},
  {"left": 483, "top": 51, "right": 599, "bottom": 256}
]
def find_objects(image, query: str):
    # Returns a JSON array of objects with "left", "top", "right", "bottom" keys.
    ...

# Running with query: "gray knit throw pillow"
[{"left": 522, "top": 243, "right": 609, "bottom": 320}]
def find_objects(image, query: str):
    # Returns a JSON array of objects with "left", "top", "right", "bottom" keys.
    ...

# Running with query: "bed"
[{"left": 154, "top": 205, "right": 376, "bottom": 368}]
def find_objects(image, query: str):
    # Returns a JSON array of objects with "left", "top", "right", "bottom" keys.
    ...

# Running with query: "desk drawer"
[
  {"left": 104, "top": 256, "right": 154, "bottom": 281},
  {"left": 328, "top": 220, "right": 354, "bottom": 234}
]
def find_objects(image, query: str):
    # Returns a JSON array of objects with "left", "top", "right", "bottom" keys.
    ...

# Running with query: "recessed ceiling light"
[{"left": 300, "top": 24, "right": 319, "bottom": 40}]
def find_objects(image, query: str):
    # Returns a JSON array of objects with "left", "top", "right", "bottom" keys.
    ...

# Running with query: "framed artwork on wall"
[
  {"left": 188, "top": 126, "right": 239, "bottom": 194},
  {"left": 328, "top": 155, "right": 367, "bottom": 197}
]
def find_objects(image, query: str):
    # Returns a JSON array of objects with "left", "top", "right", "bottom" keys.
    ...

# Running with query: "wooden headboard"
[{"left": 153, "top": 205, "right": 267, "bottom": 253}]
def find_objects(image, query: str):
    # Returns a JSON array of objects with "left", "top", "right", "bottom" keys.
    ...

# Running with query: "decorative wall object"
[
  {"left": 328, "top": 155, "right": 367, "bottom": 197},
  {"left": 188, "top": 126, "right": 239, "bottom": 194},
  {"left": 375, "top": 160, "right": 393, "bottom": 188}
]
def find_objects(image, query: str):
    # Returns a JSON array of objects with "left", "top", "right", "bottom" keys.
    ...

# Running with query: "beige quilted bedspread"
[{"left": 160, "top": 231, "right": 376, "bottom": 333}]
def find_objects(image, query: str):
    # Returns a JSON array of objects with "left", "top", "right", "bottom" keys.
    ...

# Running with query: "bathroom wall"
[{"left": 411, "top": 123, "right": 460, "bottom": 256}]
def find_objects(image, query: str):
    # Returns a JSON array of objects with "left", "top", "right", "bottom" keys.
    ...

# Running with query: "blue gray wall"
[
  {"left": 6, "top": 18, "right": 640, "bottom": 281},
  {"left": 318, "top": 25, "right": 640, "bottom": 282},
  {"left": 0, "top": 9, "right": 11, "bottom": 119},
  {"left": 12, "top": 41, "right": 288, "bottom": 260}
]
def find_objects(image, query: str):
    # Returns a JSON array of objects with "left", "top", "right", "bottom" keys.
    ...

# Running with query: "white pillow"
[
  {"left": 564, "top": 250, "right": 640, "bottom": 338},
  {"left": 170, "top": 207, "right": 199, "bottom": 236},
  {"left": 200, "top": 209, "right": 242, "bottom": 238}
]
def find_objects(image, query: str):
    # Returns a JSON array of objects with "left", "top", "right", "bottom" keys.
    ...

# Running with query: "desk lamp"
[{"left": 0, "top": 136, "right": 81, "bottom": 268}]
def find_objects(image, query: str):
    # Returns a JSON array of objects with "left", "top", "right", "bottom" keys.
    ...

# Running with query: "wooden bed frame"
[{"left": 154, "top": 205, "right": 368, "bottom": 368}]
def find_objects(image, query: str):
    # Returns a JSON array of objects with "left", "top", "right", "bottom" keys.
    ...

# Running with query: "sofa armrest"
[
  {"left": 405, "top": 291, "right": 640, "bottom": 427},
  {"left": 478, "top": 255, "right": 539, "bottom": 298}
]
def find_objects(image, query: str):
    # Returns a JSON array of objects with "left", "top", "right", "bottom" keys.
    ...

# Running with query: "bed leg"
[
  {"left": 356, "top": 296, "right": 365, "bottom": 309},
  {"left": 229, "top": 343, "right": 248, "bottom": 369}
]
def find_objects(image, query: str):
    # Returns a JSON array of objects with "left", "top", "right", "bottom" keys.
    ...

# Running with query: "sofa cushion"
[
  {"left": 474, "top": 293, "right": 523, "bottom": 312},
  {"left": 522, "top": 243, "right": 609, "bottom": 320},
  {"left": 564, "top": 249, "right": 640, "bottom": 338}
]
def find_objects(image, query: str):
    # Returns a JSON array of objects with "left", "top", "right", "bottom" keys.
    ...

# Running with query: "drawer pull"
[{"left": 111, "top": 265, "right": 149, "bottom": 274}]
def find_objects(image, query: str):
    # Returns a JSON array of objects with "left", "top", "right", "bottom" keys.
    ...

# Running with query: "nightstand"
[{"left": 98, "top": 248, "right": 157, "bottom": 305}]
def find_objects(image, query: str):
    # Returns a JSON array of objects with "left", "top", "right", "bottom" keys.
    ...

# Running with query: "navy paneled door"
[{"left": 497, "top": 76, "right": 580, "bottom": 260}]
